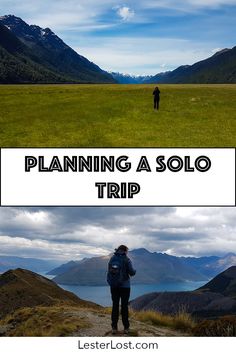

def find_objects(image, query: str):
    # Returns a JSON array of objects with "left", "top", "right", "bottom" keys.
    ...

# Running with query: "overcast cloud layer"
[
  {"left": 1, "top": 0, "right": 236, "bottom": 74},
  {"left": 0, "top": 207, "right": 236, "bottom": 261}
]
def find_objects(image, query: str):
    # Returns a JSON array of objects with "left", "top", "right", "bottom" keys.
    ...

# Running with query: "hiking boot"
[
  {"left": 123, "top": 328, "right": 129, "bottom": 335},
  {"left": 112, "top": 328, "right": 118, "bottom": 335}
]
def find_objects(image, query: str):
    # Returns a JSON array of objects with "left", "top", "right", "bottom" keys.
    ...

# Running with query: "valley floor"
[{"left": 0, "top": 84, "right": 236, "bottom": 147}]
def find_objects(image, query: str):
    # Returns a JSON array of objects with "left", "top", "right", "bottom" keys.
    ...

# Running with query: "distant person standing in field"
[
  {"left": 153, "top": 86, "right": 160, "bottom": 110},
  {"left": 107, "top": 245, "right": 136, "bottom": 335}
]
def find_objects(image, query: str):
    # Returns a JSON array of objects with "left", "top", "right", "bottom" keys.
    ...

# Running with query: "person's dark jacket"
[
  {"left": 153, "top": 88, "right": 160, "bottom": 99},
  {"left": 108, "top": 250, "right": 136, "bottom": 288}
]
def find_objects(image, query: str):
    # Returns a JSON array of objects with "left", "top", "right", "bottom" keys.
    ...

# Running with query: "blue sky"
[{"left": 1, "top": 0, "right": 236, "bottom": 74}]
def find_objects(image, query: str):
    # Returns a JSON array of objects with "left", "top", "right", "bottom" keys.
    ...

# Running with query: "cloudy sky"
[
  {"left": 0, "top": 207, "right": 236, "bottom": 261},
  {"left": 1, "top": 0, "right": 236, "bottom": 74}
]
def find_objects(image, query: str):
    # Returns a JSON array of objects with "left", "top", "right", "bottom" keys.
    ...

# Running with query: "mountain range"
[
  {"left": 199, "top": 265, "right": 236, "bottom": 297},
  {"left": 0, "top": 255, "right": 60, "bottom": 274},
  {"left": 130, "top": 266, "right": 236, "bottom": 319},
  {"left": 110, "top": 72, "right": 152, "bottom": 84},
  {"left": 144, "top": 47, "right": 236, "bottom": 84},
  {"left": 49, "top": 248, "right": 236, "bottom": 286},
  {"left": 0, "top": 15, "right": 115, "bottom": 84},
  {"left": 0, "top": 15, "right": 235, "bottom": 84},
  {"left": 111, "top": 48, "right": 236, "bottom": 84}
]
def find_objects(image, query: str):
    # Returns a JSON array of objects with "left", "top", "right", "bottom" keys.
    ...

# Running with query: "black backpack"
[{"left": 107, "top": 255, "right": 128, "bottom": 287}]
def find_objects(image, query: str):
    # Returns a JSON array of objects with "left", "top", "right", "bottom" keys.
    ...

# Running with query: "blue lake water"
[{"left": 59, "top": 281, "right": 206, "bottom": 307}]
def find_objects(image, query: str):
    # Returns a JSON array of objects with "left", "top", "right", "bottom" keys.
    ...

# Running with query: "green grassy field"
[{"left": 0, "top": 84, "right": 235, "bottom": 147}]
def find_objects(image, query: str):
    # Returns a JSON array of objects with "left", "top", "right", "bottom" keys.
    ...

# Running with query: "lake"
[{"left": 59, "top": 281, "right": 206, "bottom": 306}]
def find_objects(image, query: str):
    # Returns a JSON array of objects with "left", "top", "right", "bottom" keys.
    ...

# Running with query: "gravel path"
[{"left": 71, "top": 309, "right": 188, "bottom": 337}]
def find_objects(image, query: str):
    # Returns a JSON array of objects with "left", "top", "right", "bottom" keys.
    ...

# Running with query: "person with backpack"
[{"left": 107, "top": 245, "right": 136, "bottom": 335}]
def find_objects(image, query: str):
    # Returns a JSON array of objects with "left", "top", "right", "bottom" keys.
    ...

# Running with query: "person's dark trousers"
[
  {"left": 110, "top": 287, "right": 131, "bottom": 330},
  {"left": 154, "top": 99, "right": 159, "bottom": 109}
]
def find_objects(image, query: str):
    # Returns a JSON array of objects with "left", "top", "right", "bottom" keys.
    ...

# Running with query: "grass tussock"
[
  {"left": 192, "top": 316, "right": 236, "bottom": 336},
  {"left": 0, "top": 305, "right": 90, "bottom": 336},
  {"left": 103, "top": 307, "right": 112, "bottom": 314},
  {"left": 133, "top": 310, "right": 195, "bottom": 332}
]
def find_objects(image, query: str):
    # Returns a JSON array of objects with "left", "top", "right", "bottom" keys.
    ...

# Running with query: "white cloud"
[
  {"left": 75, "top": 36, "right": 215, "bottom": 75},
  {"left": 145, "top": 0, "right": 236, "bottom": 12},
  {"left": 117, "top": 6, "right": 134, "bottom": 21},
  {"left": 186, "top": 0, "right": 236, "bottom": 7},
  {"left": 0, "top": 0, "right": 119, "bottom": 30},
  {"left": 1, "top": 207, "right": 236, "bottom": 260},
  {"left": 14, "top": 210, "right": 52, "bottom": 228},
  {"left": 0, "top": 235, "right": 107, "bottom": 260},
  {"left": 1, "top": 0, "right": 236, "bottom": 30}
]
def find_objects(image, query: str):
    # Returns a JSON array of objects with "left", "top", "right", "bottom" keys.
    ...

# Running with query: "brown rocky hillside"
[{"left": 0, "top": 268, "right": 99, "bottom": 317}]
